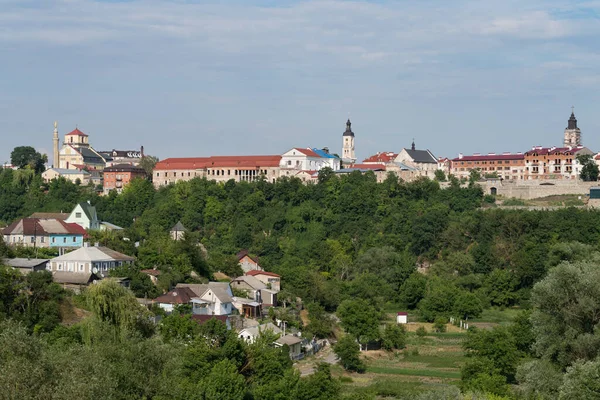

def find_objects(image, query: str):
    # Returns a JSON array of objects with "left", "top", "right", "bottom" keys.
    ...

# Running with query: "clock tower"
[{"left": 342, "top": 119, "right": 356, "bottom": 164}]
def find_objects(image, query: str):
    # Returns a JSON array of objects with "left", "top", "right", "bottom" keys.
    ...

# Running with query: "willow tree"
[{"left": 83, "top": 280, "right": 153, "bottom": 343}]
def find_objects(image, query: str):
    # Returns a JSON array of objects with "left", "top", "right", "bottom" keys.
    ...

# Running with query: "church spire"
[
  {"left": 567, "top": 106, "right": 578, "bottom": 130},
  {"left": 343, "top": 119, "right": 354, "bottom": 137},
  {"left": 411, "top": 139, "right": 415, "bottom": 151}
]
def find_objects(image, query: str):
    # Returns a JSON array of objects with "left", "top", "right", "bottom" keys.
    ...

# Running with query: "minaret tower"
[
  {"left": 342, "top": 119, "right": 356, "bottom": 164},
  {"left": 53, "top": 121, "right": 60, "bottom": 168},
  {"left": 564, "top": 107, "right": 581, "bottom": 147}
]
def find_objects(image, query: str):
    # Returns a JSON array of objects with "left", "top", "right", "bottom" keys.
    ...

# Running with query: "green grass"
[
  {"left": 470, "top": 308, "right": 521, "bottom": 324},
  {"left": 367, "top": 366, "right": 461, "bottom": 379}
]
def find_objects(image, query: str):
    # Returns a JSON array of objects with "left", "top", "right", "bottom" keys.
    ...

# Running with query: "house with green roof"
[{"left": 65, "top": 201, "right": 100, "bottom": 230}]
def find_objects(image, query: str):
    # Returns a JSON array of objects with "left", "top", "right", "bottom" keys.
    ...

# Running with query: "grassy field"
[
  {"left": 334, "top": 308, "right": 520, "bottom": 398},
  {"left": 335, "top": 328, "right": 467, "bottom": 398}
]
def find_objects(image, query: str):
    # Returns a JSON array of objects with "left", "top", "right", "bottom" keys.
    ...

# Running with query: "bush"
[
  {"left": 416, "top": 326, "right": 427, "bottom": 337},
  {"left": 381, "top": 324, "right": 407, "bottom": 351},
  {"left": 433, "top": 317, "right": 447, "bottom": 333},
  {"left": 334, "top": 335, "right": 366, "bottom": 373}
]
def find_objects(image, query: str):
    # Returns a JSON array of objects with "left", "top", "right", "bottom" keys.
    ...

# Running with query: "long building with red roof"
[
  {"left": 153, "top": 155, "right": 282, "bottom": 187},
  {"left": 2, "top": 218, "right": 87, "bottom": 249},
  {"left": 451, "top": 152, "right": 526, "bottom": 180}
]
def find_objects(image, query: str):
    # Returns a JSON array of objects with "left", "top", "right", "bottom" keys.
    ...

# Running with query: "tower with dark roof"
[
  {"left": 342, "top": 119, "right": 356, "bottom": 164},
  {"left": 564, "top": 108, "right": 582, "bottom": 147}
]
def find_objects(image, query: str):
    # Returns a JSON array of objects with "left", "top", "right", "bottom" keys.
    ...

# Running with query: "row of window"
[{"left": 14, "top": 236, "right": 79, "bottom": 244}]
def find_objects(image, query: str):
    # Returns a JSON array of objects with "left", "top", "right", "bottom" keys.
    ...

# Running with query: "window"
[
  {"left": 40, "top": 236, "right": 44, "bottom": 243},
  {"left": 156, "top": 172, "right": 159, "bottom": 177},
  {"left": 76, "top": 212, "right": 82, "bottom": 218},
  {"left": 63, "top": 238, "right": 67, "bottom": 243},
  {"left": 57, "top": 263, "right": 63, "bottom": 271},
  {"left": 79, "top": 264, "right": 84, "bottom": 271},
  {"left": 52, "top": 237, "right": 56, "bottom": 243},
  {"left": 30, "top": 236, "right": 35, "bottom": 243},
  {"left": 73, "top": 237, "right": 76, "bottom": 243}
]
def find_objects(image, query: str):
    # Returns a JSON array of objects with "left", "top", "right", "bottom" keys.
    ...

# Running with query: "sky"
[{"left": 2, "top": 0, "right": 600, "bottom": 164}]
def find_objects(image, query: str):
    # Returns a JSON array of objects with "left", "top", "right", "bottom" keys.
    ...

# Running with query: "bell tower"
[
  {"left": 342, "top": 119, "right": 356, "bottom": 164},
  {"left": 53, "top": 121, "right": 60, "bottom": 168},
  {"left": 564, "top": 107, "right": 581, "bottom": 147}
]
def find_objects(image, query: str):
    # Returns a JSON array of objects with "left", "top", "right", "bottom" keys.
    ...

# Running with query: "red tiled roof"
[
  {"left": 452, "top": 154, "right": 524, "bottom": 162},
  {"left": 153, "top": 287, "right": 196, "bottom": 304},
  {"left": 292, "top": 148, "right": 320, "bottom": 157},
  {"left": 363, "top": 152, "right": 398, "bottom": 163},
  {"left": 246, "top": 270, "right": 280, "bottom": 278},
  {"left": 65, "top": 128, "right": 88, "bottom": 137},
  {"left": 2, "top": 218, "right": 87, "bottom": 236},
  {"left": 154, "top": 155, "right": 282, "bottom": 171},
  {"left": 524, "top": 146, "right": 586, "bottom": 156},
  {"left": 349, "top": 163, "right": 387, "bottom": 170}
]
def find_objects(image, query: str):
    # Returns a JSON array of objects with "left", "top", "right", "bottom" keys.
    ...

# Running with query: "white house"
[
  {"left": 279, "top": 148, "right": 341, "bottom": 177},
  {"left": 47, "top": 245, "right": 135, "bottom": 275},
  {"left": 65, "top": 201, "right": 100, "bottom": 230},
  {"left": 238, "top": 322, "right": 282, "bottom": 344},
  {"left": 397, "top": 312, "right": 408, "bottom": 324},
  {"left": 176, "top": 282, "right": 234, "bottom": 316}
]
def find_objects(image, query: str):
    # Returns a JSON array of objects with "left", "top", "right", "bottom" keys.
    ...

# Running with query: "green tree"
[
  {"left": 337, "top": 299, "right": 381, "bottom": 348},
  {"left": 516, "top": 360, "right": 562, "bottom": 400},
  {"left": 381, "top": 323, "right": 406, "bottom": 351},
  {"left": 10, "top": 146, "right": 47, "bottom": 173},
  {"left": 463, "top": 326, "right": 521, "bottom": 382},
  {"left": 295, "top": 363, "right": 341, "bottom": 400},
  {"left": 334, "top": 335, "right": 365, "bottom": 372},
  {"left": 559, "top": 357, "right": 600, "bottom": 400},
  {"left": 434, "top": 169, "right": 446, "bottom": 182},
  {"left": 453, "top": 292, "right": 483, "bottom": 319},
  {"left": 203, "top": 359, "right": 246, "bottom": 400},
  {"left": 139, "top": 155, "right": 159, "bottom": 178},
  {"left": 577, "top": 154, "right": 599, "bottom": 182},
  {"left": 305, "top": 302, "right": 335, "bottom": 338},
  {"left": 531, "top": 261, "right": 600, "bottom": 368}
]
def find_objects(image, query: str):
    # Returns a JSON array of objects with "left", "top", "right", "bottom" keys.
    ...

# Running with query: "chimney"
[
  {"left": 458, "top": 153, "right": 463, "bottom": 159},
  {"left": 322, "top": 147, "right": 329, "bottom": 154},
  {"left": 141, "top": 145, "right": 145, "bottom": 158}
]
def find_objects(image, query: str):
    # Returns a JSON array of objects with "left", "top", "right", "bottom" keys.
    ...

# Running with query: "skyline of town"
[{"left": 3, "top": 0, "right": 600, "bottom": 164}]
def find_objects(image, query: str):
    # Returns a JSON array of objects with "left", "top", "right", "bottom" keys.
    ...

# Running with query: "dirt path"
[{"left": 295, "top": 343, "right": 338, "bottom": 376}]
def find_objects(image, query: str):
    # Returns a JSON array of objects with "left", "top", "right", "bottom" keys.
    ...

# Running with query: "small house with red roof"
[
  {"left": 246, "top": 270, "right": 281, "bottom": 291},
  {"left": 237, "top": 249, "right": 262, "bottom": 273},
  {"left": 2, "top": 217, "right": 87, "bottom": 249}
]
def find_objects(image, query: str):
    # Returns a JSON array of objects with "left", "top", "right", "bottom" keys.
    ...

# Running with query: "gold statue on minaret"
[{"left": 53, "top": 121, "right": 60, "bottom": 168}]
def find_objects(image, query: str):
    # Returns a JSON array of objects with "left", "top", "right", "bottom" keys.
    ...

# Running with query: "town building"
[
  {"left": 524, "top": 145, "right": 593, "bottom": 180},
  {"left": 394, "top": 141, "right": 438, "bottom": 178},
  {"left": 65, "top": 201, "right": 100, "bottom": 230},
  {"left": 174, "top": 282, "right": 234, "bottom": 316},
  {"left": 450, "top": 153, "right": 526, "bottom": 181},
  {"left": 279, "top": 148, "right": 340, "bottom": 178},
  {"left": 3, "top": 258, "right": 49, "bottom": 274},
  {"left": 238, "top": 323, "right": 282, "bottom": 344},
  {"left": 170, "top": 221, "right": 187, "bottom": 241},
  {"left": 47, "top": 245, "right": 135, "bottom": 275},
  {"left": 246, "top": 270, "right": 281, "bottom": 291},
  {"left": 237, "top": 249, "right": 262, "bottom": 273},
  {"left": 564, "top": 109, "right": 582, "bottom": 147},
  {"left": 341, "top": 119, "right": 357, "bottom": 164},
  {"left": 152, "top": 155, "right": 282, "bottom": 188},
  {"left": 363, "top": 152, "right": 398, "bottom": 165},
  {"left": 98, "top": 148, "right": 144, "bottom": 167},
  {"left": 2, "top": 218, "right": 86, "bottom": 249},
  {"left": 57, "top": 127, "right": 106, "bottom": 172},
  {"left": 275, "top": 335, "right": 304, "bottom": 360},
  {"left": 154, "top": 287, "right": 197, "bottom": 313},
  {"left": 42, "top": 167, "right": 91, "bottom": 185},
  {"left": 102, "top": 163, "right": 146, "bottom": 194}
]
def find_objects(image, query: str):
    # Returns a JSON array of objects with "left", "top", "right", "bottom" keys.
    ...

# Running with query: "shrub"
[
  {"left": 381, "top": 324, "right": 407, "bottom": 351},
  {"left": 416, "top": 326, "right": 427, "bottom": 337},
  {"left": 433, "top": 317, "right": 448, "bottom": 333},
  {"left": 334, "top": 335, "right": 366, "bottom": 373}
]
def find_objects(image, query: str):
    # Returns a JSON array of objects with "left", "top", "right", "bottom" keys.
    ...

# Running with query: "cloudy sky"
[{"left": 2, "top": 0, "right": 600, "bottom": 164}]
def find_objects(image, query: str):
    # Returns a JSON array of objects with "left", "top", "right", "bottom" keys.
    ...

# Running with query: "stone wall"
[{"left": 478, "top": 179, "right": 596, "bottom": 200}]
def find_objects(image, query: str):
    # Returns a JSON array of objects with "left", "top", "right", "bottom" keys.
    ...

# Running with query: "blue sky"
[{"left": 2, "top": 0, "right": 600, "bottom": 164}]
